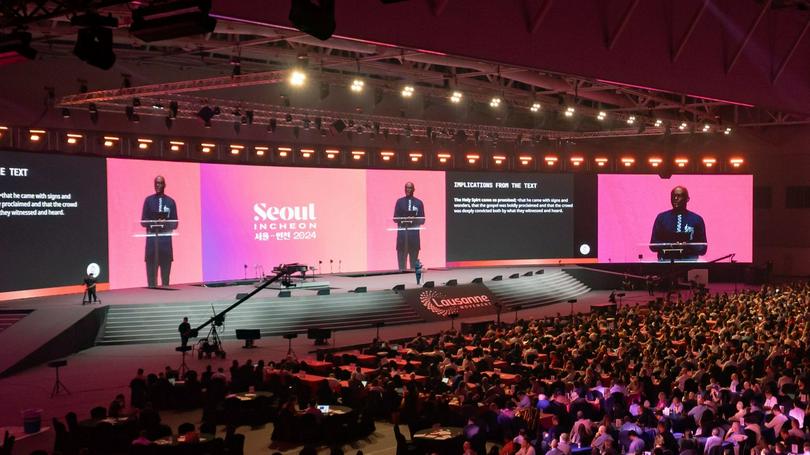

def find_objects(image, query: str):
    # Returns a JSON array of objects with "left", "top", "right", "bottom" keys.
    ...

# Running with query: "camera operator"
[{"left": 178, "top": 317, "right": 191, "bottom": 348}]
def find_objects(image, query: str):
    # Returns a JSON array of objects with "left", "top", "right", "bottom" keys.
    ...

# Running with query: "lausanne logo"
[{"left": 419, "top": 289, "right": 493, "bottom": 317}]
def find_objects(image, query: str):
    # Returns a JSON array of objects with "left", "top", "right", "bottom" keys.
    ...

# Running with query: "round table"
[{"left": 413, "top": 426, "right": 464, "bottom": 454}]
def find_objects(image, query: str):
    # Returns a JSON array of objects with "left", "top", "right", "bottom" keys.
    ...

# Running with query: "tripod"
[
  {"left": 176, "top": 346, "right": 192, "bottom": 378},
  {"left": 48, "top": 360, "right": 70, "bottom": 398},
  {"left": 283, "top": 333, "right": 298, "bottom": 359}
]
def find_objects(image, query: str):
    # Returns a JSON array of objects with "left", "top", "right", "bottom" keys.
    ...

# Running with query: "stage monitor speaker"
[
  {"left": 307, "top": 328, "right": 331, "bottom": 345},
  {"left": 236, "top": 329, "right": 261, "bottom": 348},
  {"left": 48, "top": 359, "right": 67, "bottom": 368},
  {"left": 492, "top": 275, "right": 503, "bottom": 281},
  {"left": 471, "top": 277, "right": 483, "bottom": 283},
  {"left": 392, "top": 284, "right": 405, "bottom": 291},
  {"left": 423, "top": 281, "right": 434, "bottom": 288},
  {"left": 523, "top": 271, "right": 534, "bottom": 277},
  {"left": 352, "top": 286, "right": 367, "bottom": 293},
  {"left": 536, "top": 269, "right": 544, "bottom": 274},
  {"left": 278, "top": 290, "right": 291, "bottom": 297},
  {"left": 283, "top": 333, "right": 298, "bottom": 340},
  {"left": 445, "top": 279, "right": 457, "bottom": 286},
  {"left": 317, "top": 288, "right": 331, "bottom": 295},
  {"left": 236, "top": 293, "right": 249, "bottom": 299},
  {"left": 509, "top": 273, "right": 520, "bottom": 279}
]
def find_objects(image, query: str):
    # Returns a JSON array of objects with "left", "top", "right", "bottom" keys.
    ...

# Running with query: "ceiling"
[{"left": 2, "top": 0, "right": 810, "bottom": 142}]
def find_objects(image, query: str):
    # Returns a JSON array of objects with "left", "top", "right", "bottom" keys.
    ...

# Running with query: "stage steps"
[
  {"left": 0, "top": 309, "right": 32, "bottom": 334},
  {"left": 98, "top": 291, "right": 420, "bottom": 345},
  {"left": 486, "top": 270, "right": 591, "bottom": 310}
]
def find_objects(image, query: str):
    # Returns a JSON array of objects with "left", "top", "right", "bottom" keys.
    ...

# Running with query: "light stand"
[
  {"left": 513, "top": 305, "right": 523, "bottom": 324},
  {"left": 374, "top": 321, "right": 385, "bottom": 340},
  {"left": 568, "top": 299, "right": 577, "bottom": 317},
  {"left": 449, "top": 312, "right": 459, "bottom": 330},
  {"left": 48, "top": 360, "right": 70, "bottom": 398},
  {"left": 283, "top": 333, "right": 298, "bottom": 358},
  {"left": 176, "top": 346, "right": 192, "bottom": 378}
]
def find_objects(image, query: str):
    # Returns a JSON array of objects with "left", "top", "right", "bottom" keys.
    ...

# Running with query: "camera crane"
[{"left": 189, "top": 264, "right": 306, "bottom": 356}]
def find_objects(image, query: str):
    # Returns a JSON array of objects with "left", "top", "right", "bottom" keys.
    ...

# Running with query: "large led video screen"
[
  {"left": 598, "top": 174, "right": 753, "bottom": 263},
  {"left": 0, "top": 150, "right": 755, "bottom": 300}
]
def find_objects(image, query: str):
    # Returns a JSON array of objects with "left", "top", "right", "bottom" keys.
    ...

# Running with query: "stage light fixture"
[
  {"left": 678, "top": 122, "right": 688, "bottom": 131},
  {"left": 530, "top": 102, "right": 541, "bottom": 112},
  {"left": 137, "top": 138, "right": 152, "bottom": 150},
  {"left": 29, "top": 129, "right": 45, "bottom": 142},
  {"left": 489, "top": 97, "right": 501, "bottom": 108},
  {"left": 289, "top": 0, "right": 336, "bottom": 40},
  {"left": 409, "top": 152, "right": 422, "bottom": 163},
  {"left": 648, "top": 157, "right": 663, "bottom": 167},
  {"left": 380, "top": 151, "right": 395, "bottom": 161},
  {"left": 466, "top": 154, "right": 479, "bottom": 164},
  {"left": 200, "top": 143, "right": 215, "bottom": 154},
  {"left": 724, "top": 127, "right": 732, "bottom": 135},
  {"left": 519, "top": 155, "right": 532, "bottom": 165},
  {"left": 450, "top": 91, "right": 463, "bottom": 103},
  {"left": 278, "top": 146, "right": 292, "bottom": 158},
  {"left": 289, "top": 69, "right": 307, "bottom": 87},
  {"left": 66, "top": 133, "right": 82, "bottom": 145},
  {"left": 702, "top": 157, "right": 716, "bottom": 168},
  {"left": 301, "top": 148, "right": 314, "bottom": 159},
  {"left": 351, "top": 150, "right": 366, "bottom": 161},
  {"left": 729, "top": 157, "right": 744, "bottom": 168},
  {"left": 325, "top": 149, "right": 339, "bottom": 159},
  {"left": 544, "top": 155, "right": 558, "bottom": 166},
  {"left": 675, "top": 157, "right": 689, "bottom": 168},
  {"left": 493, "top": 155, "right": 506, "bottom": 165},
  {"left": 437, "top": 153, "right": 451, "bottom": 164},
  {"left": 595, "top": 157, "right": 608, "bottom": 167},
  {"left": 564, "top": 106, "right": 575, "bottom": 117},
  {"left": 570, "top": 156, "right": 584, "bottom": 167},
  {"left": 350, "top": 78, "right": 365, "bottom": 92},
  {"left": 61, "top": 108, "right": 71, "bottom": 119},
  {"left": 654, "top": 119, "right": 663, "bottom": 127},
  {"left": 626, "top": 115, "right": 636, "bottom": 125},
  {"left": 702, "top": 123, "right": 711, "bottom": 132},
  {"left": 401, "top": 85, "right": 415, "bottom": 98},
  {"left": 0, "top": 31, "right": 37, "bottom": 65},
  {"left": 88, "top": 103, "right": 99, "bottom": 124},
  {"left": 597, "top": 111, "right": 606, "bottom": 121},
  {"left": 255, "top": 146, "right": 268, "bottom": 157},
  {"left": 103, "top": 136, "right": 119, "bottom": 148},
  {"left": 621, "top": 157, "right": 635, "bottom": 167},
  {"left": 229, "top": 144, "right": 243, "bottom": 155},
  {"left": 169, "top": 140, "right": 184, "bottom": 152},
  {"left": 72, "top": 13, "right": 118, "bottom": 70},
  {"left": 197, "top": 105, "right": 217, "bottom": 126},
  {"left": 130, "top": 0, "right": 217, "bottom": 42}
]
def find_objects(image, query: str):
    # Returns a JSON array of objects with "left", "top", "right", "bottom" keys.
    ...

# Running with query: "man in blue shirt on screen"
[
  {"left": 393, "top": 182, "right": 425, "bottom": 271},
  {"left": 141, "top": 175, "right": 178, "bottom": 287},
  {"left": 649, "top": 186, "right": 707, "bottom": 261}
]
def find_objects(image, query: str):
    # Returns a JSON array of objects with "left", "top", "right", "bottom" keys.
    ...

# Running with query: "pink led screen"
[
  {"left": 106, "top": 159, "right": 203, "bottom": 289},
  {"left": 597, "top": 174, "right": 752, "bottom": 263}
]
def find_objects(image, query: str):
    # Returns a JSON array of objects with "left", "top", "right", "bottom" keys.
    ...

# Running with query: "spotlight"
[
  {"left": 489, "top": 97, "right": 501, "bottom": 108},
  {"left": 289, "top": 69, "right": 306, "bottom": 86},
  {"left": 729, "top": 157, "right": 744, "bottom": 168},
  {"left": 678, "top": 122, "right": 688, "bottom": 131},
  {"left": 702, "top": 123, "right": 711, "bottom": 132},
  {"left": 654, "top": 119, "right": 663, "bottom": 127},
  {"left": 61, "top": 108, "right": 71, "bottom": 119},
  {"left": 71, "top": 13, "right": 118, "bottom": 70},
  {"left": 626, "top": 115, "right": 636, "bottom": 125},
  {"left": 350, "top": 79, "right": 365, "bottom": 92},
  {"left": 450, "top": 91, "right": 463, "bottom": 103},
  {"left": 197, "top": 105, "right": 217, "bottom": 125},
  {"left": 702, "top": 157, "right": 717, "bottom": 168},
  {"left": 0, "top": 31, "right": 37, "bottom": 65},
  {"left": 530, "top": 102, "right": 541, "bottom": 112},
  {"left": 130, "top": 0, "right": 217, "bottom": 42},
  {"left": 675, "top": 158, "right": 689, "bottom": 168},
  {"left": 724, "top": 127, "right": 732, "bottom": 135},
  {"left": 597, "top": 111, "right": 606, "bottom": 120},
  {"left": 564, "top": 106, "right": 575, "bottom": 117},
  {"left": 401, "top": 85, "right": 415, "bottom": 98}
]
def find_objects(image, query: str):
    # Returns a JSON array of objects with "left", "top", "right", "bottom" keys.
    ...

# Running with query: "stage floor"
[{"left": 0, "top": 265, "right": 557, "bottom": 309}]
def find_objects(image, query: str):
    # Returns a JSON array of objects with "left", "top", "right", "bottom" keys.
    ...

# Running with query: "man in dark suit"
[
  {"left": 650, "top": 186, "right": 707, "bottom": 261},
  {"left": 141, "top": 175, "right": 178, "bottom": 287},
  {"left": 393, "top": 182, "right": 425, "bottom": 271}
]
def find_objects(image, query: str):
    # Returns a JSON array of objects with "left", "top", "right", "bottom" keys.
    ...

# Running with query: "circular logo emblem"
[{"left": 579, "top": 244, "right": 591, "bottom": 255}]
